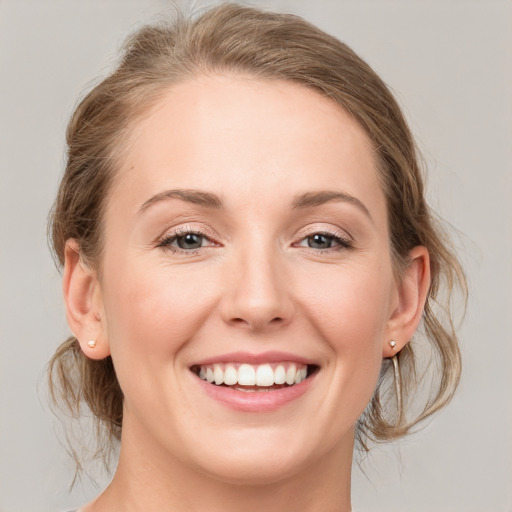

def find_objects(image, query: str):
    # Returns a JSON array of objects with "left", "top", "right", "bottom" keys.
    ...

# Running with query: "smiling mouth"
[{"left": 191, "top": 362, "right": 319, "bottom": 392}]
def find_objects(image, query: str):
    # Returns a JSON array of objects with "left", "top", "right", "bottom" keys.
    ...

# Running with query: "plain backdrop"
[{"left": 0, "top": 1, "right": 511, "bottom": 511}]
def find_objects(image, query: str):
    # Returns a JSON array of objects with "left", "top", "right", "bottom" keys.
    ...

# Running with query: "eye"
[
  {"left": 307, "top": 233, "right": 336, "bottom": 249},
  {"left": 157, "top": 229, "right": 215, "bottom": 252},
  {"left": 174, "top": 232, "right": 206, "bottom": 250},
  {"left": 296, "top": 231, "right": 353, "bottom": 251}
]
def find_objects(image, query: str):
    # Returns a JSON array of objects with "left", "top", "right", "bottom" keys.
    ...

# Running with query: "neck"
[{"left": 85, "top": 418, "right": 354, "bottom": 512}]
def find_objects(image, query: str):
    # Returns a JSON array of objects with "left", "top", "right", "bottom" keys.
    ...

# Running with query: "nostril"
[{"left": 229, "top": 316, "right": 285, "bottom": 329}]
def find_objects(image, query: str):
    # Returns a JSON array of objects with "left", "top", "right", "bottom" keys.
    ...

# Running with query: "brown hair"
[{"left": 48, "top": 2, "right": 466, "bottom": 463}]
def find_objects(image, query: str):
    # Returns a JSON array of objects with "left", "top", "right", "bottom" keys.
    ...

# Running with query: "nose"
[{"left": 220, "top": 243, "right": 295, "bottom": 332}]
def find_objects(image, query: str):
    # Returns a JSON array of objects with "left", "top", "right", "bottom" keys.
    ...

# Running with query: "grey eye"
[
  {"left": 307, "top": 233, "right": 334, "bottom": 249},
  {"left": 176, "top": 233, "right": 204, "bottom": 249}
]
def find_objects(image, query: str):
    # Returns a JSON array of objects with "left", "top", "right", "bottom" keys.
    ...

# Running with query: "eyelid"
[
  {"left": 293, "top": 225, "right": 355, "bottom": 251},
  {"left": 295, "top": 224, "right": 353, "bottom": 242},
  {"left": 154, "top": 223, "right": 354, "bottom": 254},
  {"left": 155, "top": 224, "right": 220, "bottom": 252}
]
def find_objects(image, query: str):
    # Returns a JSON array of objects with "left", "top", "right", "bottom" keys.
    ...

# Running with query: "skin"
[{"left": 64, "top": 74, "right": 430, "bottom": 512}]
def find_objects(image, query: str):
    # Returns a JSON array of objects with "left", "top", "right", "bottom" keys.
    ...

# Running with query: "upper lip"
[{"left": 191, "top": 351, "right": 318, "bottom": 367}]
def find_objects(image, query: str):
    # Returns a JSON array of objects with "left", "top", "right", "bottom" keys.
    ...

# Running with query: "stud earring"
[
  {"left": 87, "top": 339, "right": 97, "bottom": 348},
  {"left": 389, "top": 340, "right": 397, "bottom": 350}
]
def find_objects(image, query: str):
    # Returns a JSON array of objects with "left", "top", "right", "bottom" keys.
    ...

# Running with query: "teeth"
[
  {"left": 256, "top": 364, "right": 274, "bottom": 386},
  {"left": 295, "top": 366, "right": 307, "bottom": 384},
  {"left": 238, "top": 364, "right": 256, "bottom": 385},
  {"left": 214, "top": 364, "right": 223, "bottom": 385},
  {"left": 224, "top": 365, "right": 238, "bottom": 385},
  {"left": 196, "top": 362, "right": 310, "bottom": 387},
  {"left": 274, "top": 365, "right": 286, "bottom": 385},
  {"left": 286, "top": 364, "right": 297, "bottom": 385}
]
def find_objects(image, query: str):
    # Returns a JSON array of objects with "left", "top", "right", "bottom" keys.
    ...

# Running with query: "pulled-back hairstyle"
[{"left": 49, "top": 3, "right": 466, "bottom": 464}]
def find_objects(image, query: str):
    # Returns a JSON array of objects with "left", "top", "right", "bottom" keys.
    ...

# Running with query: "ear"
[
  {"left": 63, "top": 239, "right": 110, "bottom": 360},
  {"left": 383, "top": 246, "right": 431, "bottom": 358}
]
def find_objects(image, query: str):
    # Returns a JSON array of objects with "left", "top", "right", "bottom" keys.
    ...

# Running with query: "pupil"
[
  {"left": 309, "top": 234, "right": 331, "bottom": 249},
  {"left": 178, "top": 233, "right": 202, "bottom": 249}
]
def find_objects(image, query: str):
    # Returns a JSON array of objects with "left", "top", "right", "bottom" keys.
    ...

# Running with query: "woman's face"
[{"left": 95, "top": 75, "right": 401, "bottom": 482}]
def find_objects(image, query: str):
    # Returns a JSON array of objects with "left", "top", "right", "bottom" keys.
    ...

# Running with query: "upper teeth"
[{"left": 197, "top": 363, "right": 308, "bottom": 387}]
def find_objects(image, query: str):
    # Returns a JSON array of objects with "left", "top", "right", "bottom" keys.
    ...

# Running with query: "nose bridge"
[{"left": 222, "top": 231, "right": 293, "bottom": 330}]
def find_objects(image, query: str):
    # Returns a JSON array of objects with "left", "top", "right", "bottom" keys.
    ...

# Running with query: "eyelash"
[
  {"left": 156, "top": 227, "right": 215, "bottom": 254},
  {"left": 156, "top": 228, "right": 354, "bottom": 254},
  {"left": 295, "top": 230, "right": 354, "bottom": 252}
]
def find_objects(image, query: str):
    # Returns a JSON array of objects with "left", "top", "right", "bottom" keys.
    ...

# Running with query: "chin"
[
  {"left": 178, "top": 420, "right": 344, "bottom": 487},
  {"left": 195, "top": 447, "right": 313, "bottom": 486}
]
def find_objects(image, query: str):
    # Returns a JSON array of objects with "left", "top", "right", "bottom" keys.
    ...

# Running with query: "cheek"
[
  {"left": 295, "top": 261, "right": 393, "bottom": 412},
  {"left": 101, "top": 257, "right": 218, "bottom": 370},
  {"left": 299, "top": 262, "right": 393, "bottom": 351}
]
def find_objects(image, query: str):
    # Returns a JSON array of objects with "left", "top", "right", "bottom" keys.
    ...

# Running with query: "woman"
[{"left": 48, "top": 4, "right": 465, "bottom": 511}]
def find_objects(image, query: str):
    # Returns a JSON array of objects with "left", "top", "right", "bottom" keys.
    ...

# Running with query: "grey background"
[{"left": 0, "top": 0, "right": 511, "bottom": 511}]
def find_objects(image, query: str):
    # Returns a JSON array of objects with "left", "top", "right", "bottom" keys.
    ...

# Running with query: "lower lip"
[{"left": 193, "top": 373, "right": 317, "bottom": 412}]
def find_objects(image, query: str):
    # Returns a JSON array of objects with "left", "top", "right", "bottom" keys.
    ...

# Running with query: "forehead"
[{"left": 110, "top": 74, "right": 385, "bottom": 221}]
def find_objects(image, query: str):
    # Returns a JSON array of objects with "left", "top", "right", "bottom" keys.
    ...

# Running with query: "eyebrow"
[
  {"left": 291, "top": 191, "right": 373, "bottom": 221},
  {"left": 138, "top": 188, "right": 372, "bottom": 221},
  {"left": 138, "top": 189, "right": 223, "bottom": 213}
]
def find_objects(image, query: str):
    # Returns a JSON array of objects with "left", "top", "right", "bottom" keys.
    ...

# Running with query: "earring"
[
  {"left": 388, "top": 340, "right": 402, "bottom": 425},
  {"left": 392, "top": 354, "right": 403, "bottom": 426},
  {"left": 87, "top": 339, "right": 97, "bottom": 348}
]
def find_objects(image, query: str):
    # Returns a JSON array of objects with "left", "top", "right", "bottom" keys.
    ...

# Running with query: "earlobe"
[
  {"left": 63, "top": 239, "right": 110, "bottom": 360},
  {"left": 383, "top": 246, "right": 431, "bottom": 358}
]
